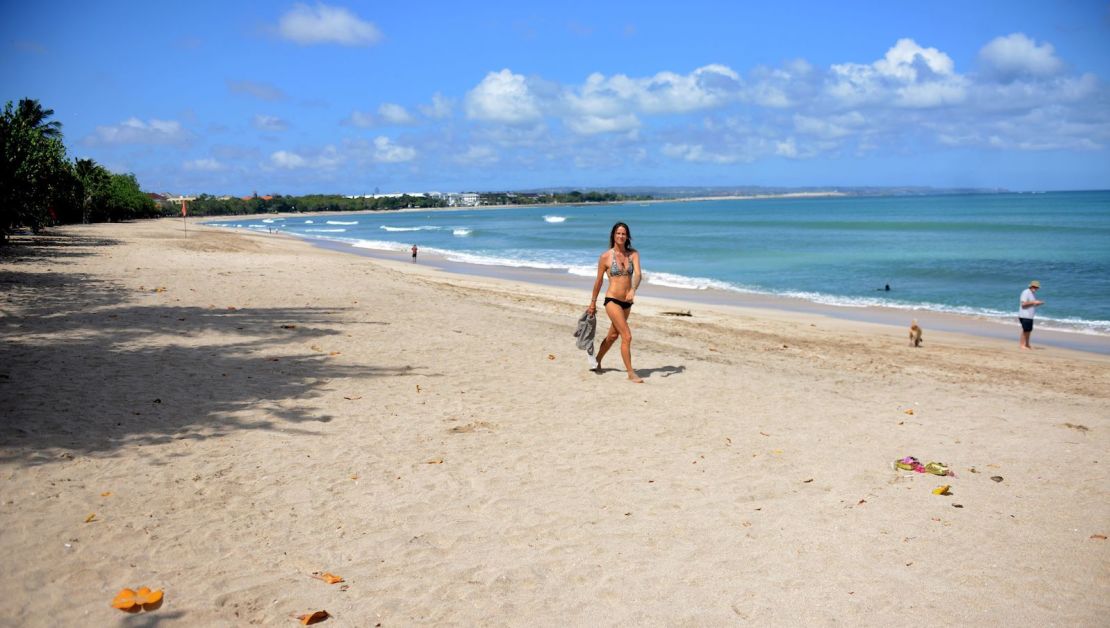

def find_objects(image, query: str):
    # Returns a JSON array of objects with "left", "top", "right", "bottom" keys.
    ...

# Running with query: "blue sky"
[{"left": 2, "top": 1, "right": 1108, "bottom": 194}]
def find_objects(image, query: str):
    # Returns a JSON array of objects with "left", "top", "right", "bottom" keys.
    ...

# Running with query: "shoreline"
[{"left": 209, "top": 222, "right": 1110, "bottom": 356}]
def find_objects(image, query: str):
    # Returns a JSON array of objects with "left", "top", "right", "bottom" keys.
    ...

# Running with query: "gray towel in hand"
[{"left": 574, "top": 310, "right": 596, "bottom": 356}]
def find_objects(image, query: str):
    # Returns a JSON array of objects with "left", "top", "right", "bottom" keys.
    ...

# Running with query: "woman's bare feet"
[{"left": 628, "top": 372, "right": 644, "bottom": 383}]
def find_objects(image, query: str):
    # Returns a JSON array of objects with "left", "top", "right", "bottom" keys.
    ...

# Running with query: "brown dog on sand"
[{"left": 909, "top": 319, "right": 923, "bottom": 347}]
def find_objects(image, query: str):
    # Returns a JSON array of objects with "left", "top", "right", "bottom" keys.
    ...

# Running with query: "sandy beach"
[{"left": 1, "top": 217, "right": 1107, "bottom": 626}]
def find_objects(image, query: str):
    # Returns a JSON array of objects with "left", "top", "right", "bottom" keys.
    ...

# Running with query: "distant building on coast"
[{"left": 447, "top": 193, "right": 479, "bottom": 207}]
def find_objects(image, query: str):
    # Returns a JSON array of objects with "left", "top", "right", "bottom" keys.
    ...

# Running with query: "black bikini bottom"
[{"left": 603, "top": 297, "right": 633, "bottom": 310}]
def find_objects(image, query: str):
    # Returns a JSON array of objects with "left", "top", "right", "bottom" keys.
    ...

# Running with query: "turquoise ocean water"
[{"left": 210, "top": 191, "right": 1110, "bottom": 335}]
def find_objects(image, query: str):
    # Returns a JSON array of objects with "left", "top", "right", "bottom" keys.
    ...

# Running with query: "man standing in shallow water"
[{"left": 1019, "top": 280, "right": 1044, "bottom": 350}]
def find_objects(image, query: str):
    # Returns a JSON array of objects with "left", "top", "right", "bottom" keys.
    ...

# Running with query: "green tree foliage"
[
  {"left": 101, "top": 173, "right": 157, "bottom": 221},
  {"left": 165, "top": 193, "right": 447, "bottom": 217},
  {"left": 73, "top": 158, "right": 110, "bottom": 223},
  {"left": 0, "top": 99, "right": 157, "bottom": 241},
  {"left": 0, "top": 99, "right": 70, "bottom": 240}
]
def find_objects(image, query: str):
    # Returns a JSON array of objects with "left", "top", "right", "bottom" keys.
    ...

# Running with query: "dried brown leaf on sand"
[
  {"left": 311, "top": 572, "right": 344, "bottom": 584},
  {"left": 297, "top": 610, "right": 330, "bottom": 624}
]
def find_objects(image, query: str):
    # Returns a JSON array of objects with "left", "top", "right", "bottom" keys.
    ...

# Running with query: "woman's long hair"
[{"left": 609, "top": 221, "right": 635, "bottom": 252}]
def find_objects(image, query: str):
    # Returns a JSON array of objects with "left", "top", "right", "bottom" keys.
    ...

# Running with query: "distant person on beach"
[
  {"left": 1019, "top": 280, "right": 1044, "bottom": 349},
  {"left": 588, "top": 222, "right": 643, "bottom": 383},
  {"left": 411, "top": 244, "right": 418, "bottom": 263}
]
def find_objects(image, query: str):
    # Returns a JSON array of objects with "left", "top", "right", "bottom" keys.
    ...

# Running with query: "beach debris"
[
  {"left": 932, "top": 485, "right": 952, "bottom": 496},
  {"left": 310, "top": 345, "right": 322, "bottom": 352},
  {"left": 311, "top": 572, "right": 344, "bottom": 584},
  {"left": 101, "top": 491, "right": 112, "bottom": 497},
  {"left": 661, "top": 310, "right": 692, "bottom": 317},
  {"left": 895, "top": 456, "right": 922, "bottom": 471},
  {"left": 1091, "top": 534, "right": 1107, "bottom": 541},
  {"left": 969, "top": 467, "right": 979, "bottom": 474},
  {"left": 952, "top": 504, "right": 964, "bottom": 508},
  {"left": 759, "top": 431, "right": 770, "bottom": 437},
  {"left": 226, "top": 306, "right": 237, "bottom": 311},
  {"left": 425, "top": 458, "right": 444, "bottom": 464},
  {"left": 152, "top": 287, "right": 166, "bottom": 293},
  {"left": 280, "top": 324, "right": 297, "bottom": 329},
  {"left": 894, "top": 457, "right": 954, "bottom": 477},
  {"left": 328, "top": 351, "right": 341, "bottom": 356},
  {"left": 343, "top": 395, "right": 362, "bottom": 401},
  {"left": 991, "top": 476, "right": 1004, "bottom": 483},
  {"left": 547, "top": 354, "right": 556, "bottom": 360},
  {"left": 924, "top": 462, "right": 951, "bottom": 476},
  {"left": 415, "top": 384, "right": 421, "bottom": 393},
  {"left": 84, "top": 513, "right": 97, "bottom": 523},
  {"left": 297, "top": 610, "right": 330, "bottom": 624},
  {"left": 903, "top": 409, "right": 915, "bottom": 415},
  {"left": 350, "top": 474, "right": 358, "bottom": 480},
  {"left": 1063, "top": 423, "right": 1089, "bottom": 432},
  {"left": 803, "top": 478, "right": 814, "bottom": 483},
  {"left": 111, "top": 587, "right": 163, "bottom": 612}
]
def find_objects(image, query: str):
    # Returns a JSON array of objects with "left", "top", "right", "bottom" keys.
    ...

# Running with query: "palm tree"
[
  {"left": 15, "top": 98, "right": 62, "bottom": 139},
  {"left": 74, "top": 158, "right": 108, "bottom": 223}
]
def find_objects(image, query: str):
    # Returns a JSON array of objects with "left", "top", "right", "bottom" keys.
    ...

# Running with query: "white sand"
[{"left": 1, "top": 218, "right": 1107, "bottom": 626}]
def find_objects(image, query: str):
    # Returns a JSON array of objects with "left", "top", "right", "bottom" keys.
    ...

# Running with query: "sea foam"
[{"left": 380, "top": 225, "right": 441, "bottom": 232}]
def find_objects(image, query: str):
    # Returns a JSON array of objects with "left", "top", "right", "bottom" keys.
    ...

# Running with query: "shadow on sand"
[{"left": 0, "top": 239, "right": 420, "bottom": 466}]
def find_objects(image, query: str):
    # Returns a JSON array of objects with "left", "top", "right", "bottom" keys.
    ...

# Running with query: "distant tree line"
[
  {"left": 1, "top": 98, "right": 157, "bottom": 242},
  {"left": 173, "top": 193, "right": 446, "bottom": 217},
  {"left": 479, "top": 190, "right": 652, "bottom": 205}
]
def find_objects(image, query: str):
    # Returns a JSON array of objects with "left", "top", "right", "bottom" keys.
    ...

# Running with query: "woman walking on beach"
[{"left": 588, "top": 222, "right": 643, "bottom": 383}]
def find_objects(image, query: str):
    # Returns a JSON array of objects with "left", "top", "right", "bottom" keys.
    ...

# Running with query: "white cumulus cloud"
[
  {"left": 84, "top": 118, "right": 189, "bottom": 145},
  {"left": 563, "top": 113, "right": 640, "bottom": 135},
  {"left": 827, "top": 38, "right": 967, "bottom": 108},
  {"left": 269, "top": 146, "right": 344, "bottom": 169},
  {"left": 465, "top": 69, "right": 543, "bottom": 124},
  {"left": 270, "top": 150, "right": 308, "bottom": 169},
  {"left": 372, "top": 136, "right": 416, "bottom": 162},
  {"left": 574, "top": 64, "right": 741, "bottom": 116},
  {"left": 979, "top": 33, "right": 1064, "bottom": 81},
  {"left": 378, "top": 103, "right": 415, "bottom": 125},
  {"left": 418, "top": 93, "right": 453, "bottom": 119},
  {"left": 278, "top": 3, "right": 382, "bottom": 46}
]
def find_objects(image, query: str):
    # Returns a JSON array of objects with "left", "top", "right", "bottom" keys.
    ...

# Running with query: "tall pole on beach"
[{"left": 182, "top": 200, "right": 187, "bottom": 236}]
